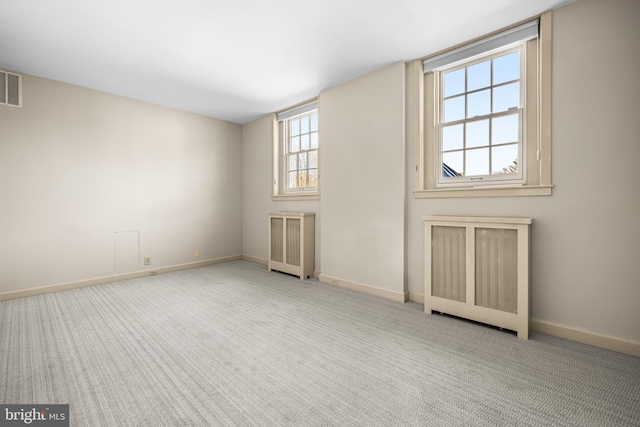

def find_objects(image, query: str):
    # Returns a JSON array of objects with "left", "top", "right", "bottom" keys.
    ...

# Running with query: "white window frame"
[
  {"left": 435, "top": 44, "right": 526, "bottom": 187},
  {"left": 272, "top": 99, "right": 320, "bottom": 200},
  {"left": 414, "top": 12, "right": 553, "bottom": 198}
]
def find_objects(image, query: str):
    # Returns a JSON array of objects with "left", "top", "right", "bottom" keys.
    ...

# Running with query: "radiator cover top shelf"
[{"left": 423, "top": 215, "right": 532, "bottom": 339}]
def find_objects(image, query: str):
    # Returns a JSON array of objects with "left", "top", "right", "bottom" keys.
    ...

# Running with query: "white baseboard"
[
  {"left": 319, "top": 274, "right": 408, "bottom": 303},
  {"left": 407, "top": 293, "right": 639, "bottom": 357},
  {"left": 242, "top": 255, "right": 320, "bottom": 278},
  {"left": 241, "top": 254, "right": 267, "bottom": 265},
  {"left": 408, "top": 292, "right": 425, "bottom": 304},
  {"left": 531, "top": 318, "right": 640, "bottom": 358},
  {"left": 0, "top": 255, "right": 242, "bottom": 301}
]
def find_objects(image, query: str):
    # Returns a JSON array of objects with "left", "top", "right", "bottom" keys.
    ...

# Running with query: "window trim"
[
  {"left": 414, "top": 12, "right": 553, "bottom": 198},
  {"left": 272, "top": 99, "right": 320, "bottom": 200}
]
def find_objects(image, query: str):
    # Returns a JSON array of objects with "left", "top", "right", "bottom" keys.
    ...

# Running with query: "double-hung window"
[
  {"left": 273, "top": 100, "right": 319, "bottom": 198},
  {"left": 416, "top": 14, "right": 552, "bottom": 197},
  {"left": 438, "top": 45, "right": 524, "bottom": 185}
]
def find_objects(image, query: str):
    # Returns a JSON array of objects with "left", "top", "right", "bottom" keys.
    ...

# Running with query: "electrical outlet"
[
  {"left": 194, "top": 250, "right": 200, "bottom": 258},
  {"left": 144, "top": 257, "right": 151, "bottom": 266}
]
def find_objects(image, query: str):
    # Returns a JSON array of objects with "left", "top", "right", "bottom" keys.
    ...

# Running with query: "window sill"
[
  {"left": 414, "top": 185, "right": 553, "bottom": 199},
  {"left": 272, "top": 193, "right": 320, "bottom": 201}
]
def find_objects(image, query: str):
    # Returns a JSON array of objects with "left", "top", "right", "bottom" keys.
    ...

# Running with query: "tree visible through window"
[{"left": 285, "top": 110, "right": 318, "bottom": 190}]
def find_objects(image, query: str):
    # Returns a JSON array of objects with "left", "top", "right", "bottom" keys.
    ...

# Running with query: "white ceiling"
[{"left": 0, "top": 0, "right": 574, "bottom": 124}]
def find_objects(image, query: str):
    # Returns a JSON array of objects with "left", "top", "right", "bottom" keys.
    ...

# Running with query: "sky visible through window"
[{"left": 441, "top": 50, "right": 520, "bottom": 178}]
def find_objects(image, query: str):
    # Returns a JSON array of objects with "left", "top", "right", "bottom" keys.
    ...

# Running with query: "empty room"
[{"left": 1, "top": 0, "right": 639, "bottom": 425}]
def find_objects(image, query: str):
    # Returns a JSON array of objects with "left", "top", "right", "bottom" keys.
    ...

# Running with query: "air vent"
[{"left": 1, "top": 70, "right": 22, "bottom": 107}]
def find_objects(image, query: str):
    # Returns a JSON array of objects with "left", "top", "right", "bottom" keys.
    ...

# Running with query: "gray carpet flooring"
[{"left": 1, "top": 260, "right": 639, "bottom": 426}]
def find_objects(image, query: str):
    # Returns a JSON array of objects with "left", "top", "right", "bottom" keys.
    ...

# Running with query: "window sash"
[
  {"left": 437, "top": 110, "right": 524, "bottom": 185},
  {"left": 434, "top": 44, "right": 526, "bottom": 187},
  {"left": 282, "top": 110, "right": 318, "bottom": 192}
]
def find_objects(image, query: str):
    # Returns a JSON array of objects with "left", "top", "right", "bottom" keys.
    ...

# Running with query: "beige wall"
[
  {"left": 319, "top": 62, "right": 406, "bottom": 295},
  {"left": 406, "top": 0, "right": 640, "bottom": 343},
  {"left": 0, "top": 75, "right": 243, "bottom": 294}
]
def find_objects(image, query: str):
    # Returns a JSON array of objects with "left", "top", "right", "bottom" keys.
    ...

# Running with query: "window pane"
[
  {"left": 288, "top": 154, "right": 298, "bottom": 172},
  {"left": 493, "top": 82, "right": 519, "bottom": 113},
  {"left": 466, "top": 119, "right": 489, "bottom": 148},
  {"left": 467, "top": 89, "right": 490, "bottom": 118},
  {"left": 492, "top": 114, "right": 519, "bottom": 145},
  {"left": 444, "top": 68, "right": 465, "bottom": 97},
  {"left": 299, "top": 171, "right": 308, "bottom": 187},
  {"left": 308, "top": 150, "right": 317, "bottom": 168},
  {"left": 308, "top": 169, "right": 318, "bottom": 187},
  {"left": 492, "top": 144, "right": 519, "bottom": 174},
  {"left": 299, "top": 152, "right": 308, "bottom": 169},
  {"left": 442, "top": 124, "right": 463, "bottom": 151},
  {"left": 443, "top": 151, "right": 463, "bottom": 177},
  {"left": 290, "top": 136, "right": 300, "bottom": 152},
  {"left": 291, "top": 119, "right": 300, "bottom": 136},
  {"left": 301, "top": 116, "right": 310, "bottom": 133},
  {"left": 468, "top": 60, "right": 490, "bottom": 91},
  {"left": 288, "top": 171, "right": 298, "bottom": 188},
  {"left": 466, "top": 148, "right": 489, "bottom": 176},
  {"left": 444, "top": 95, "right": 465, "bottom": 123},
  {"left": 301, "top": 133, "right": 309, "bottom": 150},
  {"left": 310, "top": 132, "right": 318, "bottom": 149},
  {"left": 310, "top": 113, "right": 318, "bottom": 132},
  {"left": 493, "top": 51, "right": 519, "bottom": 85}
]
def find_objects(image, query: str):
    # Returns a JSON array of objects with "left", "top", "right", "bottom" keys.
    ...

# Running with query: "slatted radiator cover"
[
  {"left": 423, "top": 216, "right": 532, "bottom": 339},
  {"left": 268, "top": 212, "right": 315, "bottom": 280}
]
